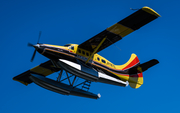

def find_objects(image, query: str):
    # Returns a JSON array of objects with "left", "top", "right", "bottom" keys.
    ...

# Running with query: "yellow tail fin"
[{"left": 115, "top": 53, "right": 143, "bottom": 89}]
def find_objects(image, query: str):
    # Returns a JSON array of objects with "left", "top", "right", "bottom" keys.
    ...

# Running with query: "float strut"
[{"left": 57, "top": 69, "right": 63, "bottom": 81}]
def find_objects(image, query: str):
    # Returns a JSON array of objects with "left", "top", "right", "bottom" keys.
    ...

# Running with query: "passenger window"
[
  {"left": 86, "top": 52, "right": 89, "bottom": 56},
  {"left": 97, "top": 57, "right": 100, "bottom": 61},
  {"left": 82, "top": 51, "right": 85, "bottom": 55},
  {"left": 78, "top": 49, "right": 81, "bottom": 53},
  {"left": 102, "top": 59, "right": 106, "bottom": 63}
]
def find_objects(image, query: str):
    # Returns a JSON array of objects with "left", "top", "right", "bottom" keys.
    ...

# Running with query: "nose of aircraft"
[
  {"left": 33, "top": 44, "right": 40, "bottom": 49},
  {"left": 33, "top": 44, "right": 44, "bottom": 53},
  {"left": 28, "top": 43, "right": 42, "bottom": 50},
  {"left": 28, "top": 43, "right": 44, "bottom": 62},
  {"left": 28, "top": 43, "right": 40, "bottom": 48}
]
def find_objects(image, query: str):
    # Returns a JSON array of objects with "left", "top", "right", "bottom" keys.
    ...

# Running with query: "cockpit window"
[
  {"left": 70, "top": 46, "right": 74, "bottom": 50},
  {"left": 64, "top": 44, "right": 71, "bottom": 47}
]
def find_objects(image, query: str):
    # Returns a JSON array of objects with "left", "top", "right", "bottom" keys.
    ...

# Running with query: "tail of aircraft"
[{"left": 116, "top": 53, "right": 159, "bottom": 89}]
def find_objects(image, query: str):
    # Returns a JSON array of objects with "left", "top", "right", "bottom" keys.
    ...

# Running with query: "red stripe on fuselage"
[{"left": 122, "top": 56, "right": 139, "bottom": 70}]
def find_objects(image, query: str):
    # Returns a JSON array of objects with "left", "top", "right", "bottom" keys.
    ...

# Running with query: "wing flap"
[
  {"left": 78, "top": 6, "right": 160, "bottom": 53},
  {"left": 79, "top": 30, "right": 121, "bottom": 52},
  {"left": 107, "top": 23, "right": 134, "bottom": 37},
  {"left": 13, "top": 60, "right": 61, "bottom": 85}
]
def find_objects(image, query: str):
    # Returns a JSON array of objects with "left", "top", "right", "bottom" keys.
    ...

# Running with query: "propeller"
[
  {"left": 28, "top": 43, "right": 34, "bottom": 47},
  {"left": 31, "top": 49, "right": 37, "bottom": 62},
  {"left": 28, "top": 31, "right": 42, "bottom": 62}
]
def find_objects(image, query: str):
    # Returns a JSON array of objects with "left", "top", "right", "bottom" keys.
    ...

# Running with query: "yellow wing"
[
  {"left": 13, "top": 60, "right": 60, "bottom": 85},
  {"left": 78, "top": 6, "right": 160, "bottom": 53}
]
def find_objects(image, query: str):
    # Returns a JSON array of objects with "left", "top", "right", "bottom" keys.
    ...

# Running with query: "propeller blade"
[
  {"left": 29, "top": 31, "right": 42, "bottom": 62},
  {"left": 28, "top": 43, "right": 34, "bottom": 47},
  {"left": 37, "top": 31, "right": 42, "bottom": 44},
  {"left": 31, "top": 50, "right": 37, "bottom": 62}
]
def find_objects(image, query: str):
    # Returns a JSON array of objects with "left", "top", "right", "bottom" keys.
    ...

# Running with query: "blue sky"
[{"left": 1, "top": 0, "right": 180, "bottom": 113}]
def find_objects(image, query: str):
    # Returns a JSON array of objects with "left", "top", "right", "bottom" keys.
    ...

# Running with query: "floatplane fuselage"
[{"left": 34, "top": 43, "right": 134, "bottom": 86}]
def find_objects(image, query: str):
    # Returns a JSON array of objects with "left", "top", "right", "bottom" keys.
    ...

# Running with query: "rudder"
[
  {"left": 116, "top": 54, "right": 159, "bottom": 89},
  {"left": 116, "top": 53, "right": 143, "bottom": 89},
  {"left": 128, "top": 59, "right": 159, "bottom": 89}
]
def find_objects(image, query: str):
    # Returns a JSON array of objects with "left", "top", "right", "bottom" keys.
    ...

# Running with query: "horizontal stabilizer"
[
  {"left": 140, "top": 59, "right": 159, "bottom": 72},
  {"left": 129, "top": 59, "right": 159, "bottom": 74}
]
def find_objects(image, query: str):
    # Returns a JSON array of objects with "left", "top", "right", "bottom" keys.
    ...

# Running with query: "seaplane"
[{"left": 13, "top": 6, "right": 160, "bottom": 99}]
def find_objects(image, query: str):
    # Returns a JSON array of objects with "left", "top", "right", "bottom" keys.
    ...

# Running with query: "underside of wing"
[
  {"left": 78, "top": 6, "right": 160, "bottom": 53},
  {"left": 13, "top": 60, "right": 60, "bottom": 85}
]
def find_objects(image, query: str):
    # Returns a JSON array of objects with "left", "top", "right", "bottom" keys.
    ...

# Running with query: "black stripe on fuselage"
[{"left": 41, "top": 45, "right": 128, "bottom": 80}]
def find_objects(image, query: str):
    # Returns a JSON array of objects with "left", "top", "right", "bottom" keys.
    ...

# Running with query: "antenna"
[{"left": 130, "top": 8, "right": 139, "bottom": 11}]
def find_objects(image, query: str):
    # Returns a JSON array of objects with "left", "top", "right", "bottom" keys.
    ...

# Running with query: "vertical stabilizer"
[{"left": 128, "top": 58, "right": 159, "bottom": 89}]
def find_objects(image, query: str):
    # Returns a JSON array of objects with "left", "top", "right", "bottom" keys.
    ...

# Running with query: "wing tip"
[
  {"left": 13, "top": 78, "right": 29, "bottom": 86},
  {"left": 142, "top": 6, "right": 161, "bottom": 17}
]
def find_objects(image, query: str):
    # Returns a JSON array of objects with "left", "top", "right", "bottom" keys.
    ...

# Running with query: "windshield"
[{"left": 64, "top": 44, "right": 71, "bottom": 47}]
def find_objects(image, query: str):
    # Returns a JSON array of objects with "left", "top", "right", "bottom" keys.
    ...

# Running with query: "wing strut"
[{"left": 85, "top": 37, "right": 106, "bottom": 64}]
